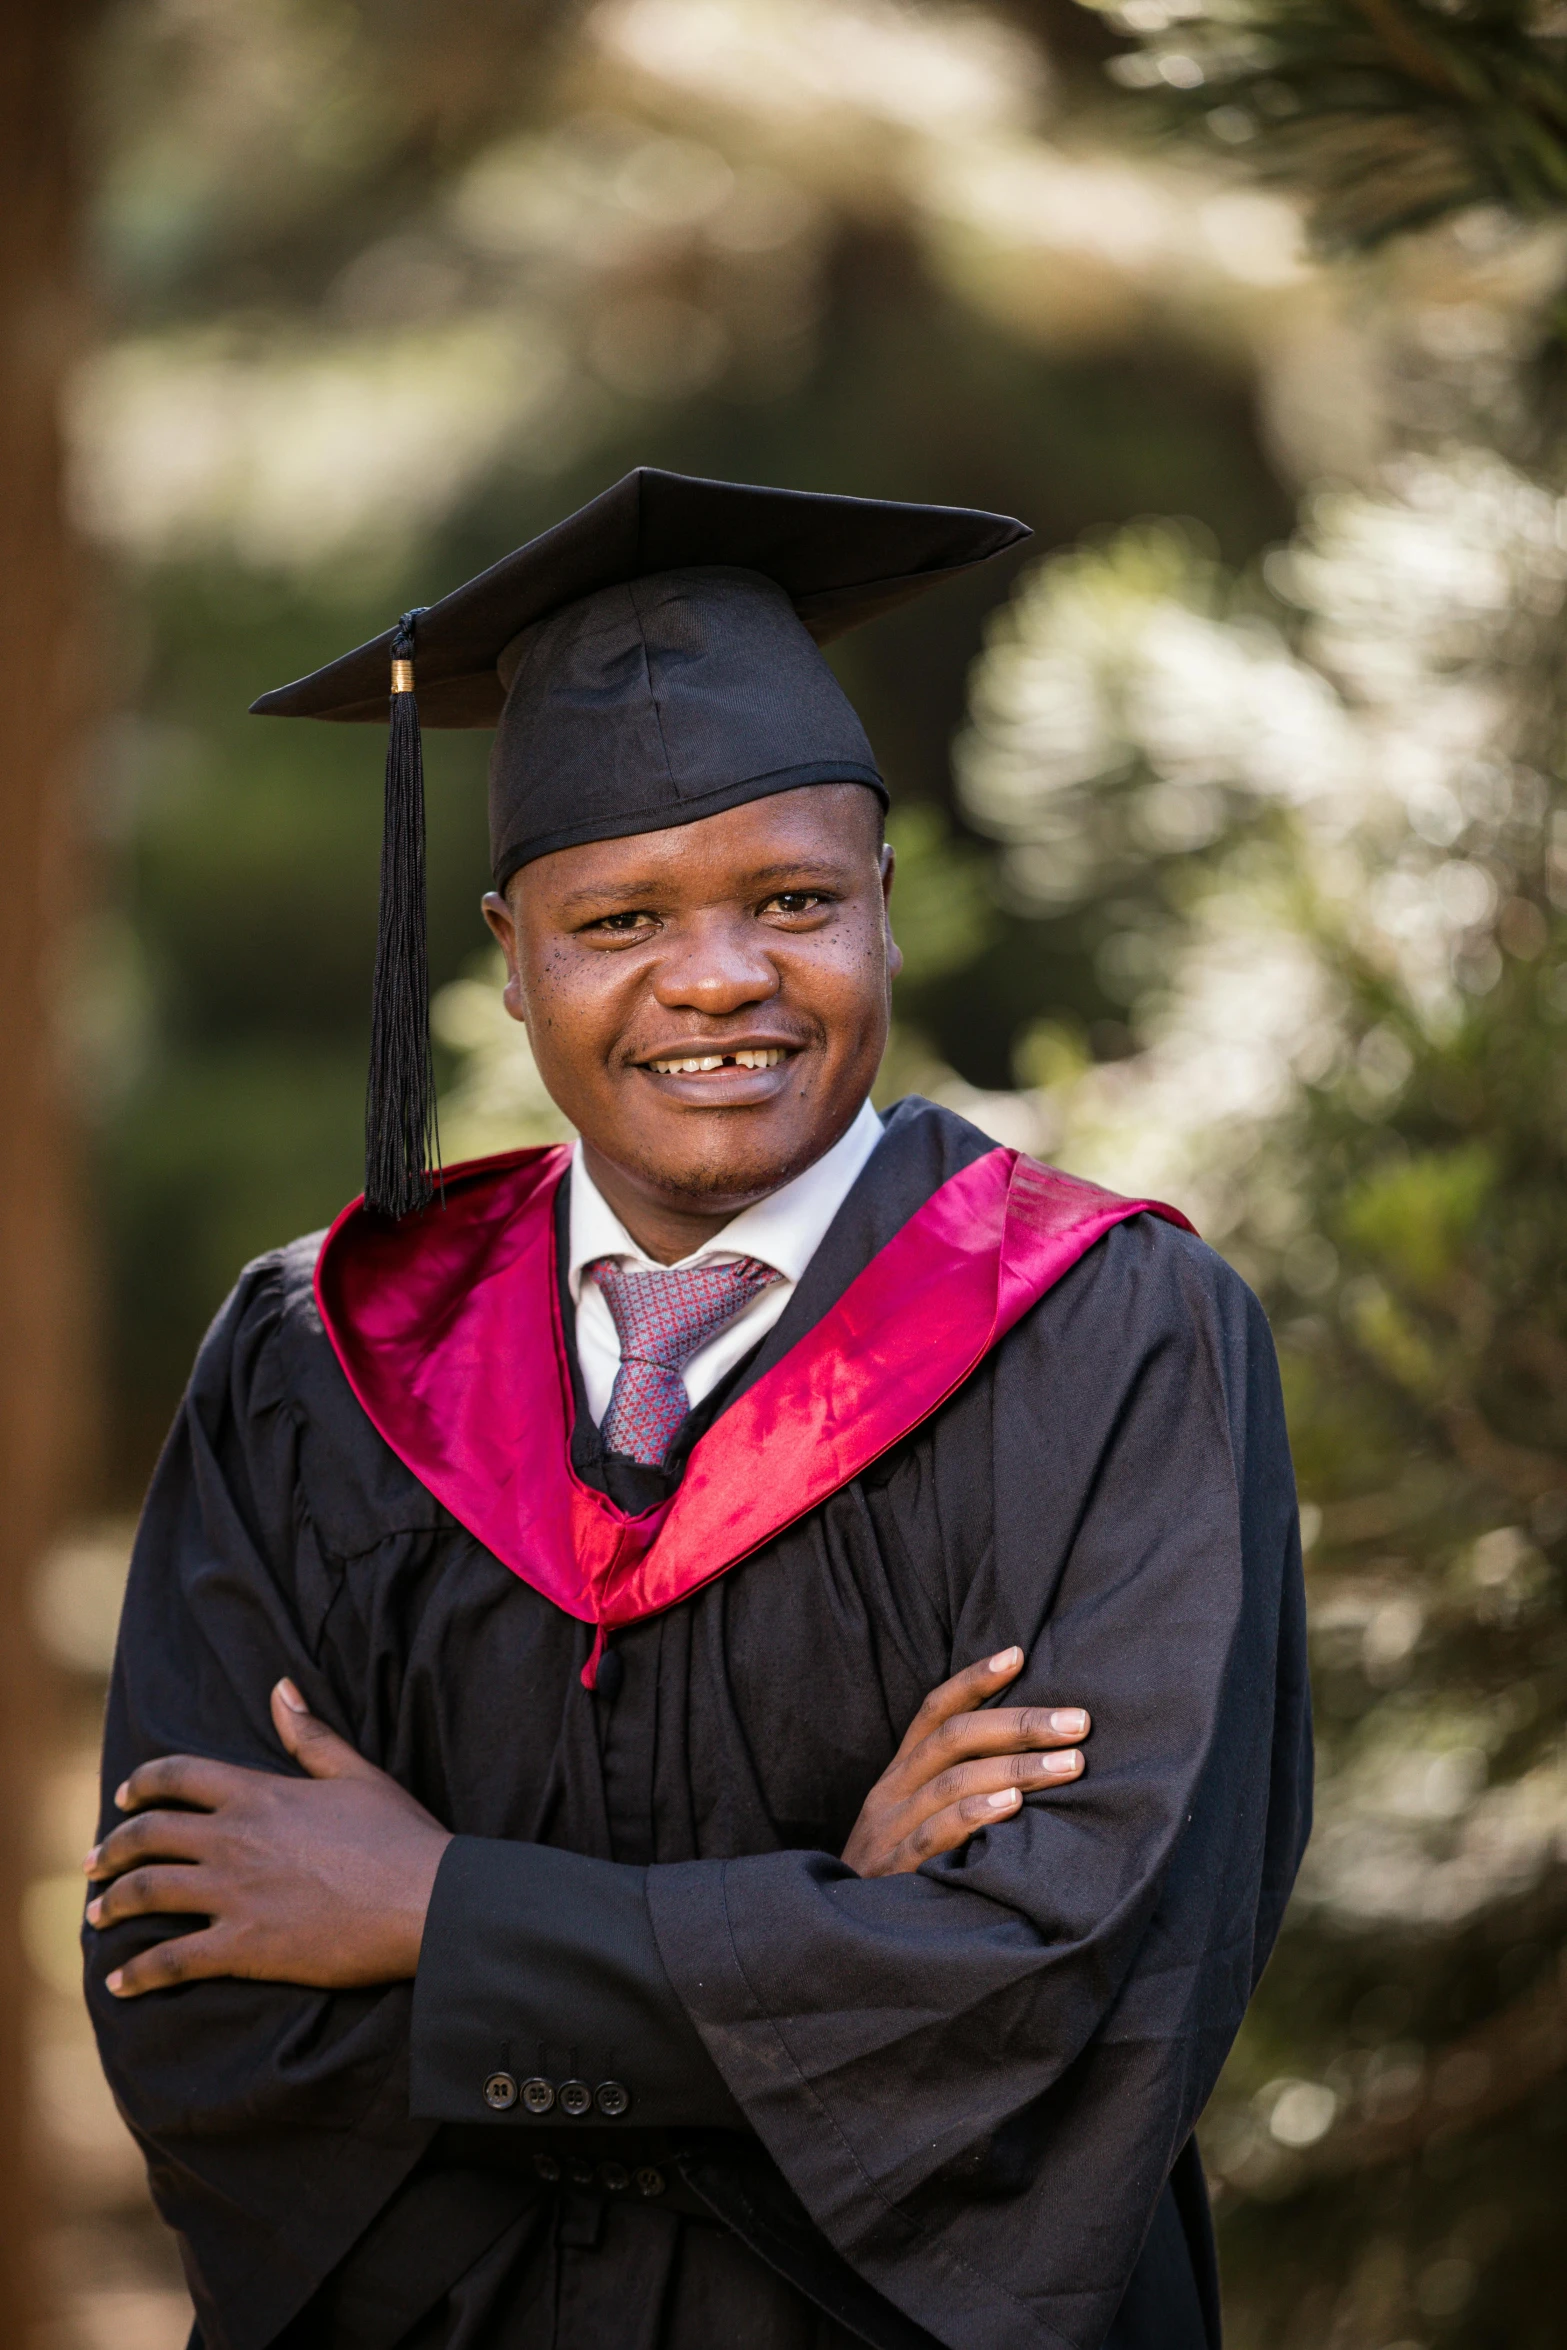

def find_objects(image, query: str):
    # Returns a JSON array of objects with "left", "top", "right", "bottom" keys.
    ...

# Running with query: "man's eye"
[
  {"left": 588, "top": 910, "right": 656, "bottom": 934},
  {"left": 762, "top": 891, "right": 828, "bottom": 915}
]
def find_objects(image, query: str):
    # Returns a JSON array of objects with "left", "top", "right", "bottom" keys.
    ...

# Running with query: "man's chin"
[{"left": 594, "top": 1101, "right": 840, "bottom": 1214}]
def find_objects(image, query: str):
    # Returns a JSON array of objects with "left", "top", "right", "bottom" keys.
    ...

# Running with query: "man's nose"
[{"left": 650, "top": 916, "right": 781, "bottom": 1014}]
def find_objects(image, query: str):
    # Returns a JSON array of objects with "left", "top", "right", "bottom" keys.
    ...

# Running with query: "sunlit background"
[{"left": 17, "top": 0, "right": 1567, "bottom": 2342}]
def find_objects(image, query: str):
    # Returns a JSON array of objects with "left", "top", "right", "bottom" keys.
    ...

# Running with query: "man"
[{"left": 85, "top": 469, "right": 1311, "bottom": 2350}]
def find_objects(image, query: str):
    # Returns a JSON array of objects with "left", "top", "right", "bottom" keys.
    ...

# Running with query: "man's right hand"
[{"left": 841, "top": 1649, "right": 1087, "bottom": 1878}]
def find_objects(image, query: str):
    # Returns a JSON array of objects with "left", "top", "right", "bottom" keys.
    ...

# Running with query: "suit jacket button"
[
  {"left": 521, "top": 2077, "right": 555, "bottom": 2115},
  {"left": 595, "top": 2080, "right": 631, "bottom": 2118},
  {"left": 558, "top": 2078, "right": 593, "bottom": 2118},
  {"left": 635, "top": 2166, "right": 666, "bottom": 2198},
  {"left": 599, "top": 2160, "right": 631, "bottom": 2192},
  {"left": 484, "top": 2072, "right": 518, "bottom": 2110}
]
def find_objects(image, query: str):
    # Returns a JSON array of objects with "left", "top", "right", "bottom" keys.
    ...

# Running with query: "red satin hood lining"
[{"left": 314, "top": 1143, "right": 1191, "bottom": 1674}]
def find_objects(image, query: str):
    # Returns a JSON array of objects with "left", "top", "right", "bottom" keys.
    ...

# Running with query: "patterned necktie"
[{"left": 589, "top": 1255, "right": 781, "bottom": 1467}]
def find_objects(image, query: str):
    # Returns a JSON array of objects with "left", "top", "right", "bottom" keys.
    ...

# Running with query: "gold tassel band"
[{"left": 391, "top": 659, "right": 415, "bottom": 695}]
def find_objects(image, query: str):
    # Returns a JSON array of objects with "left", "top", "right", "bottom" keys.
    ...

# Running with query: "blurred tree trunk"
[{"left": 0, "top": 3, "right": 94, "bottom": 2338}]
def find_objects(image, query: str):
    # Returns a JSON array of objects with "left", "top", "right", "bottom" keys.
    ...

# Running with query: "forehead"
[{"left": 509, "top": 783, "right": 883, "bottom": 910}]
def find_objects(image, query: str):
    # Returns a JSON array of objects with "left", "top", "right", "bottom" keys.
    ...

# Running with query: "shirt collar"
[{"left": 567, "top": 1096, "right": 884, "bottom": 1300}]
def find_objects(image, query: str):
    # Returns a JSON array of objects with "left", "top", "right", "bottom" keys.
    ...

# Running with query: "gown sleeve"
[
  {"left": 410, "top": 1837, "right": 747, "bottom": 2129},
  {"left": 640, "top": 1216, "right": 1311, "bottom": 2350},
  {"left": 86, "top": 1254, "right": 446, "bottom": 2350}
]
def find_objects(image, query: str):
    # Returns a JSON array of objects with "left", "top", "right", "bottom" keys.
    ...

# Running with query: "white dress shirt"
[{"left": 568, "top": 1097, "right": 885, "bottom": 1427}]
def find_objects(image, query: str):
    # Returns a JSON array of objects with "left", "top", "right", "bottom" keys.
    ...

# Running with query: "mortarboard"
[{"left": 252, "top": 467, "right": 1029, "bottom": 1217}]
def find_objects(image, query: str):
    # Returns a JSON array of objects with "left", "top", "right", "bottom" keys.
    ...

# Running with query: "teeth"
[{"left": 648, "top": 1047, "right": 786, "bottom": 1074}]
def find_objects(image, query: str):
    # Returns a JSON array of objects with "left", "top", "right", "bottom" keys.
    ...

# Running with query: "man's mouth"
[{"left": 645, "top": 1047, "right": 788, "bottom": 1075}]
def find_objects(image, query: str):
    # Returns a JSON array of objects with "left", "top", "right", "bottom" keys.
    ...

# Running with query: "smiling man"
[
  {"left": 489, "top": 779, "right": 893, "bottom": 1276},
  {"left": 86, "top": 471, "right": 1311, "bottom": 2350}
]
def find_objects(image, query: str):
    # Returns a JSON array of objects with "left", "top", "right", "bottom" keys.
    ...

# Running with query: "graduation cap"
[{"left": 252, "top": 467, "right": 1029, "bottom": 1218}]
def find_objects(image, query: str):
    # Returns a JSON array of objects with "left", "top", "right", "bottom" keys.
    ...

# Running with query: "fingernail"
[
  {"left": 83, "top": 1847, "right": 99, "bottom": 1873},
  {"left": 113, "top": 1784, "right": 129, "bottom": 1809},
  {"left": 988, "top": 1647, "right": 1023, "bottom": 1673},
  {"left": 986, "top": 1788, "right": 1021, "bottom": 1809},
  {"left": 1042, "top": 1750, "right": 1082, "bottom": 1777},
  {"left": 85, "top": 1898, "right": 102, "bottom": 1926},
  {"left": 105, "top": 1969, "right": 124, "bottom": 1995},
  {"left": 276, "top": 1678, "right": 307, "bottom": 1713},
  {"left": 1049, "top": 1709, "right": 1088, "bottom": 1737}
]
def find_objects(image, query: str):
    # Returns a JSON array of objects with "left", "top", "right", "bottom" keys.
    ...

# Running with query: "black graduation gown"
[{"left": 87, "top": 1099, "right": 1312, "bottom": 2350}]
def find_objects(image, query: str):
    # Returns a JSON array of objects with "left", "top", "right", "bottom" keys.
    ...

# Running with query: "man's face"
[{"left": 482, "top": 784, "right": 900, "bottom": 1228}]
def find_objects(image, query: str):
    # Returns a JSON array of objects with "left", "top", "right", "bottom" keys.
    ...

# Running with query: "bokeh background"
[{"left": 6, "top": 0, "right": 1567, "bottom": 2343}]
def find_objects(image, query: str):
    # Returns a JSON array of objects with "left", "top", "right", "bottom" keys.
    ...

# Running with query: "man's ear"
[
  {"left": 879, "top": 843, "right": 904, "bottom": 982},
  {"left": 481, "top": 889, "right": 530, "bottom": 1027}
]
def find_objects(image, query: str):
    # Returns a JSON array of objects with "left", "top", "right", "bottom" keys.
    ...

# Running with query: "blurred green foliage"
[
  {"left": 1080, "top": 0, "right": 1567, "bottom": 254},
  {"left": 1337, "top": 1144, "right": 1495, "bottom": 1301},
  {"left": 1215, "top": 944, "right": 1567, "bottom": 2348}
]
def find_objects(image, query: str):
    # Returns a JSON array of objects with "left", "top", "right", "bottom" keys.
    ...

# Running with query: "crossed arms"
[{"left": 86, "top": 1651, "right": 1090, "bottom": 1996}]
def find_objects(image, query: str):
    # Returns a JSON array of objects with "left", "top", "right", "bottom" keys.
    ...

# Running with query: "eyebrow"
[{"left": 553, "top": 858, "right": 856, "bottom": 914}]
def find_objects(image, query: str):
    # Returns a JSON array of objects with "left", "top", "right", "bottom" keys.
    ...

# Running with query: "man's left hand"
[{"left": 85, "top": 1681, "right": 451, "bottom": 1998}]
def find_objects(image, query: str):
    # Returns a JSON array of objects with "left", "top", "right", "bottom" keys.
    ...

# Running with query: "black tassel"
[{"left": 364, "top": 608, "right": 440, "bottom": 1218}]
